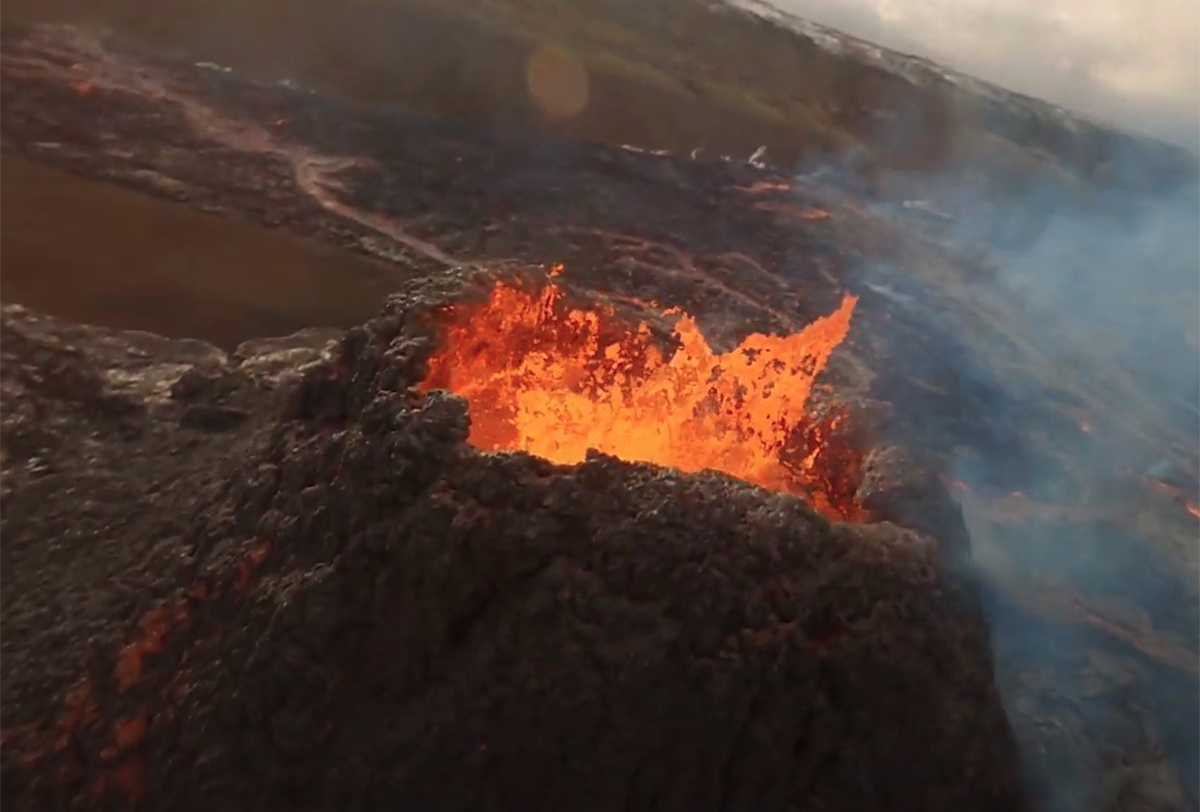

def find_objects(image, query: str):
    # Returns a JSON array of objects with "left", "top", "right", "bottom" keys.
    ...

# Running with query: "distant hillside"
[
  {"left": 724, "top": 0, "right": 1198, "bottom": 192},
  {"left": 6, "top": 0, "right": 1197, "bottom": 199}
]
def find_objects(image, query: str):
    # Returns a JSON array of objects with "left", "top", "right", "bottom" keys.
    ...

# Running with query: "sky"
[{"left": 773, "top": 0, "right": 1200, "bottom": 150}]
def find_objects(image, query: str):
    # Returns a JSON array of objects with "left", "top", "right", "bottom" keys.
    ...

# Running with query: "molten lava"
[{"left": 424, "top": 277, "right": 859, "bottom": 511}]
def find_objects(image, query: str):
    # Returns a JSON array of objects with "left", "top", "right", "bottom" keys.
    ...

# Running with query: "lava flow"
[{"left": 423, "top": 275, "right": 859, "bottom": 514}]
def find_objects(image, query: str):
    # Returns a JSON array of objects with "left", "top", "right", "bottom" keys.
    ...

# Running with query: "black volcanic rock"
[{"left": 0, "top": 283, "right": 1031, "bottom": 812}]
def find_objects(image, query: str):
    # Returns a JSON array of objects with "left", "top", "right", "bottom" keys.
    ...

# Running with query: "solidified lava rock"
[{"left": 0, "top": 278, "right": 1032, "bottom": 812}]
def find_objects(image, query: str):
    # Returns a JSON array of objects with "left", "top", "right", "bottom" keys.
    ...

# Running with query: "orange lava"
[
  {"left": 424, "top": 278, "right": 858, "bottom": 504},
  {"left": 112, "top": 714, "right": 149, "bottom": 750},
  {"left": 737, "top": 180, "right": 792, "bottom": 194},
  {"left": 1147, "top": 477, "right": 1200, "bottom": 521},
  {"left": 113, "top": 598, "right": 190, "bottom": 692},
  {"left": 114, "top": 606, "right": 171, "bottom": 692},
  {"left": 234, "top": 540, "right": 274, "bottom": 596}
]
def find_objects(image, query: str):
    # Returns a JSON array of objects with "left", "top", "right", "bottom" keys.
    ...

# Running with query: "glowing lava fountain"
[{"left": 424, "top": 277, "right": 858, "bottom": 503}]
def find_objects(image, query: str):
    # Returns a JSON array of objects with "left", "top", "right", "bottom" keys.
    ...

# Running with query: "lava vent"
[{"left": 423, "top": 272, "right": 864, "bottom": 518}]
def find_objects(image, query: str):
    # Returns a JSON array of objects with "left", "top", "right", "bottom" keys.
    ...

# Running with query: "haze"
[{"left": 774, "top": 0, "right": 1200, "bottom": 150}]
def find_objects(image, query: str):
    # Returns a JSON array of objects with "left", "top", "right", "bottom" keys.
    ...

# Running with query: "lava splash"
[{"left": 424, "top": 275, "right": 858, "bottom": 508}]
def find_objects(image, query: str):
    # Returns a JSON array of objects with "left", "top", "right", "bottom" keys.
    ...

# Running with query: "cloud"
[{"left": 772, "top": 0, "right": 1200, "bottom": 148}]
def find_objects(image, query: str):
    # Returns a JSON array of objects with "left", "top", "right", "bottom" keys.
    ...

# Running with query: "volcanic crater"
[{"left": 419, "top": 271, "right": 868, "bottom": 520}]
